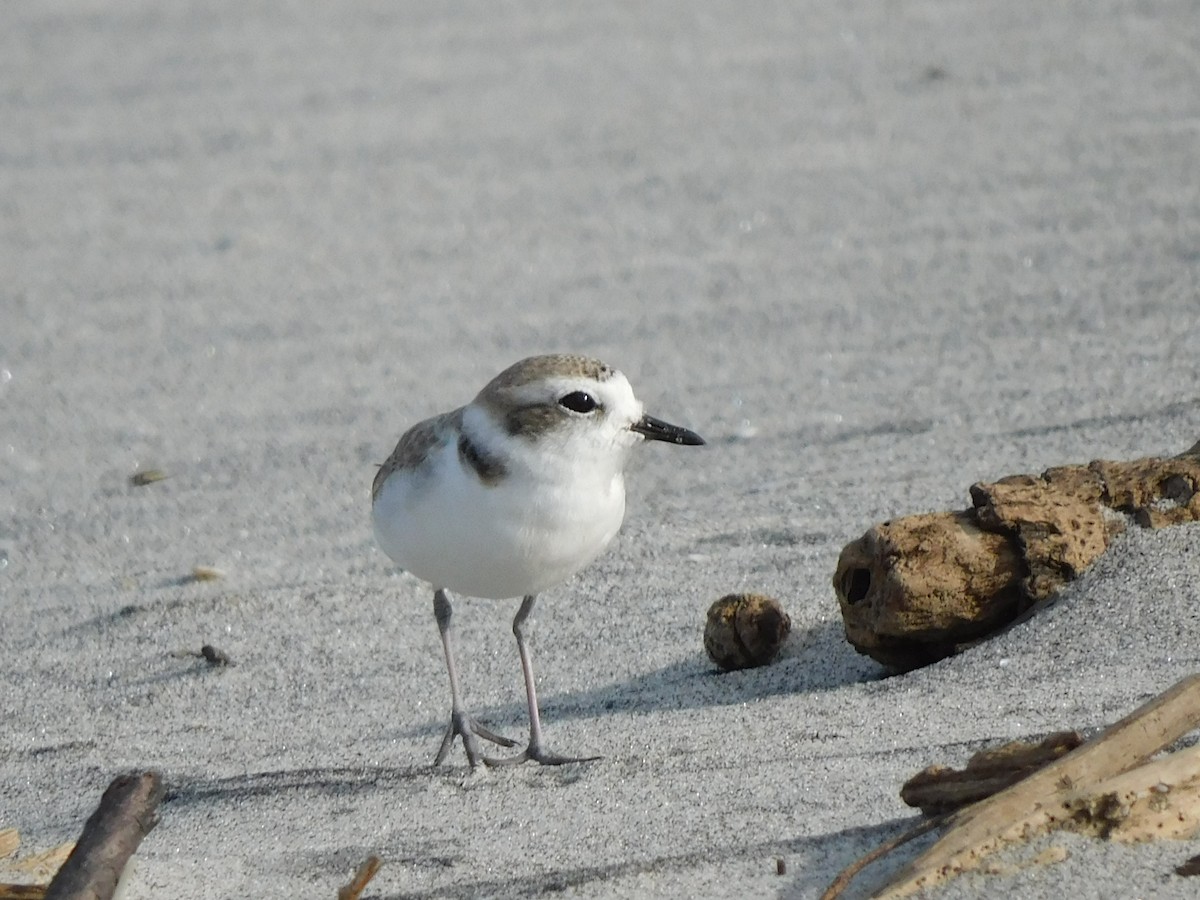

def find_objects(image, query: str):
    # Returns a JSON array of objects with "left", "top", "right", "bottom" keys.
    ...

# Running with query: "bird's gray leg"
[
  {"left": 432, "top": 588, "right": 516, "bottom": 767},
  {"left": 486, "top": 594, "right": 601, "bottom": 767}
]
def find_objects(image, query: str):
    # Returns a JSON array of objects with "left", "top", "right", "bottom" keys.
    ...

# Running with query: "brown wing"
[{"left": 371, "top": 407, "right": 463, "bottom": 502}]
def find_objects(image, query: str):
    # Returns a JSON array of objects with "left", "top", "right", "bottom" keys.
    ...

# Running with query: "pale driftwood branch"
[
  {"left": 1061, "top": 745, "right": 1200, "bottom": 842},
  {"left": 43, "top": 772, "right": 164, "bottom": 900},
  {"left": 0, "top": 836, "right": 71, "bottom": 898},
  {"left": 826, "top": 733, "right": 1080, "bottom": 897},
  {"left": 0, "top": 830, "right": 19, "bottom": 859},
  {"left": 873, "top": 674, "right": 1200, "bottom": 898}
]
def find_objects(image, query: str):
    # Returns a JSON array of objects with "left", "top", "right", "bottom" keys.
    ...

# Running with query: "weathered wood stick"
[
  {"left": 337, "top": 855, "right": 382, "bottom": 900},
  {"left": 0, "top": 885, "right": 46, "bottom": 900},
  {"left": 901, "top": 731, "right": 1083, "bottom": 814},
  {"left": 1061, "top": 744, "right": 1200, "bottom": 842},
  {"left": 43, "top": 772, "right": 164, "bottom": 900},
  {"left": 875, "top": 674, "right": 1200, "bottom": 898},
  {"left": 819, "top": 815, "right": 948, "bottom": 900}
]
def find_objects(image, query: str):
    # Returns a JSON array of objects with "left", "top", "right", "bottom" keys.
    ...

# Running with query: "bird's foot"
[
  {"left": 484, "top": 739, "right": 601, "bottom": 767},
  {"left": 433, "top": 710, "right": 517, "bottom": 768}
]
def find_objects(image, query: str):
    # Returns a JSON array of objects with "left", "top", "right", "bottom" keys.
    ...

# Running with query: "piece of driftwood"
[
  {"left": 869, "top": 673, "right": 1200, "bottom": 898},
  {"left": 0, "top": 830, "right": 73, "bottom": 899},
  {"left": 819, "top": 815, "right": 949, "bottom": 900},
  {"left": 43, "top": 772, "right": 164, "bottom": 900},
  {"left": 337, "top": 856, "right": 382, "bottom": 900},
  {"left": 1177, "top": 853, "right": 1200, "bottom": 876},
  {"left": 834, "top": 440, "right": 1200, "bottom": 669},
  {"left": 0, "top": 825, "right": 39, "bottom": 899},
  {"left": 1060, "top": 744, "right": 1200, "bottom": 841},
  {"left": 900, "top": 731, "right": 1083, "bottom": 814},
  {"left": 0, "top": 886, "right": 46, "bottom": 900}
]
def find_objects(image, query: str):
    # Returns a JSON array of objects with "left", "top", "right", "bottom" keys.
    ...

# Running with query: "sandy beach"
[{"left": 3, "top": 1, "right": 1200, "bottom": 896}]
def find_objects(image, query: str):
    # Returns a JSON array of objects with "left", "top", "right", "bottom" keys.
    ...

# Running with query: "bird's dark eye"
[{"left": 558, "top": 391, "right": 598, "bottom": 414}]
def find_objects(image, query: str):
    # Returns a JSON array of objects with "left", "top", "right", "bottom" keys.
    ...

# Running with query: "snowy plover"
[{"left": 372, "top": 354, "right": 704, "bottom": 767}]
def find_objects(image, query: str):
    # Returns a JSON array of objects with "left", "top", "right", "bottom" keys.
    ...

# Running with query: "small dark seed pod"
[
  {"left": 200, "top": 645, "right": 233, "bottom": 667},
  {"left": 704, "top": 593, "right": 791, "bottom": 671}
]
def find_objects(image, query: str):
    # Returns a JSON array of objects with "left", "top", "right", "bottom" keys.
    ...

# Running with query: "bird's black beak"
[{"left": 631, "top": 414, "right": 705, "bottom": 446}]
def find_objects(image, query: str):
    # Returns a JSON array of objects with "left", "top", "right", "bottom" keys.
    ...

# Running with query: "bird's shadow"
[{"left": 399, "top": 619, "right": 887, "bottom": 741}]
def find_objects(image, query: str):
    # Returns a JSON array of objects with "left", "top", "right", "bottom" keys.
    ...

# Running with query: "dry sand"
[{"left": 3, "top": 1, "right": 1200, "bottom": 897}]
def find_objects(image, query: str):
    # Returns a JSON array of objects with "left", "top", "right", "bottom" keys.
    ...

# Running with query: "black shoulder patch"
[{"left": 457, "top": 432, "right": 507, "bottom": 485}]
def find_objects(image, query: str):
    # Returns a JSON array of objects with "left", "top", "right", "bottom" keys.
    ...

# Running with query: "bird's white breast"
[{"left": 372, "top": 414, "right": 628, "bottom": 599}]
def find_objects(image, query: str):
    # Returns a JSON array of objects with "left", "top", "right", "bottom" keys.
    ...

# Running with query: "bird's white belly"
[{"left": 373, "top": 459, "right": 626, "bottom": 599}]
